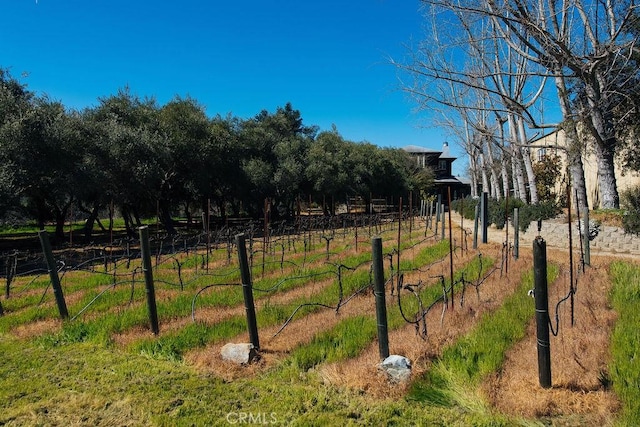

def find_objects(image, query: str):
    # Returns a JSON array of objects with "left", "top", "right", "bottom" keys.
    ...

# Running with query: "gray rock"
[
  {"left": 220, "top": 343, "right": 258, "bottom": 364},
  {"left": 379, "top": 355, "right": 412, "bottom": 383}
]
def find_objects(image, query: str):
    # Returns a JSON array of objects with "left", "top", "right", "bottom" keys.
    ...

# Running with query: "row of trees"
[
  {"left": 0, "top": 69, "right": 433, "bottom": 239},
  {"left": 397, "top": 0, "right": 640, "bottom": 214}
]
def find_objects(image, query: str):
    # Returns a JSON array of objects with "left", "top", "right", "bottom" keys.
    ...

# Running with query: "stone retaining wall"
[{"left": 451, "top": 212, "right": 640, "bottom": 256}]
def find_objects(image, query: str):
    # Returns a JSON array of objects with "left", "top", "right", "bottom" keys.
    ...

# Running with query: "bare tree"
[
  {"left": 394, "top": 1, "right": 556, "bottom": 204},
  {"left": 484, "top": 0, "right": 640, "bottom": 209}
]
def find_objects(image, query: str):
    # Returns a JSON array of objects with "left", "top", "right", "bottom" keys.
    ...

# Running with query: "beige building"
[{"left": 530, "top": 130, "right": 640, "bottom": 209}]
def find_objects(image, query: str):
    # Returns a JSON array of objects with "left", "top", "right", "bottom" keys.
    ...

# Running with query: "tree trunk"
[
  {"left": 592, "top": 140, "right": 619, "bottom": 209},
  {"left": 83, "top": 203, "right": 101, "bottom": 239},
  {"left": 555, "top": 73, "right": 589, "bottom": 215},
  {"left": 511, "top": 155, "right": 519, "bottom": 200},
  {"left": 184, "top": 202, "right": 192, "bottom": 226},
  {"left": 513, "top": 145, "right": 527, "bottom": 202},
  {"left": 479, "top": 151, "right": 490, "bottom": 195},
  {"left": 565, "top": 123, "right": 590, "bottom": 214},
  {"left": 54, "top": 209, "right": 66, "bottom": 240},
  {"left": 584, "top": 78, "right": 620, "bottom": 209},
  {"left": 121, "top": 205, "right": 137, "bottom": 239},
  {"left": 517, "top": 115, "right": 538, "bottom": 203},
  {"left": 469, "top": 150, "right": 479, "bottom": 198},
  {"left": 158, "top": 199, "right": 176, "bottom": 235},
  {"left": 508, "top": 114, "right": 527, "bottom": 201},
  {"left": 484, "top": 136, "right": 501, "bottom": 200}
]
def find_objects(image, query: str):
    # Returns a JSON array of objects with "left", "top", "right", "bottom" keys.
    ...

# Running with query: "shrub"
[
  {"left": 621, "top": 185, "right": 640, "bottom": 235},
  {"left": 488, "top": 198, "right": 525, "bottom": 230},
  {"left": 451, "top": 195, "right": 560, "bottom": 232},
  {"left": 516, "top": 200, "right": 562, "bottom": 232},
  {"left": 450, "top": 196, "right": 478, "bottom": 221}
]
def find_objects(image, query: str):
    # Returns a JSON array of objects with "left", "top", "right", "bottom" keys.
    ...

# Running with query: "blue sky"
[{"left": 2, "top": 0, "right": 464, "bottom": 173}]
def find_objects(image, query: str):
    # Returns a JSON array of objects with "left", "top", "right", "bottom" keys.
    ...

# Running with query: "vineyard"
[{"left": 0, "top": 212, "right": 638, "bottom": 426}]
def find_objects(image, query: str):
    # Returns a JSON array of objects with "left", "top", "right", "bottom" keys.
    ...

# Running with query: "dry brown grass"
[
  {"left": 320, "top": 243, "right": 527, "bottom": 398},
  {"left": 11, "top": 318, "right": 62, "bottom": 340},
  {"left": 482, "top": 252, "right": 620, "bottom": 424}
]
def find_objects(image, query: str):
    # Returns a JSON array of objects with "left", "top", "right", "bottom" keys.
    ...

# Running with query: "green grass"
[
  {"left": 290, "top": 315, "right": 379, "bottom": 371},
  {"left": 0, "top": 216, "right": 155, "bottom": 235},
  {"left": 609, "top": 261, "right": 640, "bottom": 426},
  {"left": 408, "top": 264, "right": 559, "bottom": 411},
  {"left": 0, "top": 335, "right": 491, "bottom": 426}
]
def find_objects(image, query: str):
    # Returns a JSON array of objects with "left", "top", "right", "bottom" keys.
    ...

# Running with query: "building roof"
[
  {"left": 439, "top": 142, "right": 456, "bottom": 160},
  {"left": 435, "top": 177, "right": 464, "bottom": 184},
  {"left": 402, "top": 145, "right": 441, "bottom": 154},
  {"left": 403, "top": 143, "right": 457, "bottom": 160}
]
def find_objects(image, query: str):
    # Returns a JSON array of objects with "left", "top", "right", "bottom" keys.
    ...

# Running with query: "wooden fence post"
[
  {"left": 473, "top": 204, "right": 479, "bottom": 249},
  {"left": 533, "top": 237, "right": 552, "bottom": 388},
  {"left": 481, "top": 192, "right": 489, "bottom": 244},
  {"left": 513, "top": 208, "right": 519, "bottom": 259},
  {"left": 371, "top": 237, "right": 389, "bottom": 360},
  {"left": 139, "top": 226, "right": 159, "bottom": 335},
  {"left": 38, "top": 230, "right": 69, "bottom": 319},
  {"left": 236, "top": 233, "right": 260, "bottom": 349}
]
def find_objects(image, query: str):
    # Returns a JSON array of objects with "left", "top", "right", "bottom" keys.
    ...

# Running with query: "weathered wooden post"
[
  {"left": 409, "top": 191, "right": 413, "bottom": 234},
  {"left": 371, "top": 237, "right": 389, "bottom": 360},
  {"left": 5, "top": 253, "right": 15, "bottom": 299},
  {"left": 435, "top": 194, "right": 441, "bottom": 235},
  {"left": 139, "top": 226, "right": 159, "bottom": 335},
  {"left": 236, "top": 233, "right": 260, "bottom": 349},
  {"left": 513, "top": 208, "right": 520, "bottom": 259},
  {"left": 440, "top": 206, "right": 446, "bottom": 241},
  {"left": 38, "top": 230, "right": 69, "bottom": 319},
  {"left": 447, "top": 187, "right": 454, "bottom": 309},
  {"left": 481, "top": 192, "right": 489, "bottom": 244},
  {"left": 533, "top": 237, "right": 551, "bottom": 388},
  {"left": 473, "top": 204, "right": 479, "bottom": 249}
]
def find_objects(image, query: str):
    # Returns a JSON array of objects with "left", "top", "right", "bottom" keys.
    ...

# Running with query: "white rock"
[
  {"left": 379, "top": 355, "right": 412, "bottom": 382},
  {"left": 220, "top": 343, "right": 258, "bottom": 364}
]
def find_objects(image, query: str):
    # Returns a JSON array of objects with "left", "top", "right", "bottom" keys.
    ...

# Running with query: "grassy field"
[{"left": 0, "top": 220, "right": 637, "bottom": 425}]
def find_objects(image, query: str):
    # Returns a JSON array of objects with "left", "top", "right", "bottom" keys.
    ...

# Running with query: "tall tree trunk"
[
  {"left": 54, "top": 208, "right": 66, "bottom": 240},
  {"left": 508, "top": 114, "right": 527, "bottom": 201},
  {"left": 479, "top": 150, "right": 490, "bottom": 195},
  {"left": 592, "top": 141, "right": 618, "bottom": 209},
  {"left": 159, "top": 199, "right": 176, "bottom": 235},
  {"left": 517, "top": 115, "right": 538, "bottom": 203},
  {"left": 555, "top": 73, "right": 589, "bottom": 215},
  {"left": 496, "top": 119, "right": 510, "bottom": 200},
  {"left": 121, "top": 205, "right": 137, "bottom": 239},
  {"left": 512, "top": 145, "right": 527, "bottom": 202},
  {"left": 484, "top": 136, "right": 501, "bottom": 200},
  {"left": 83, "top": 203, "right": 101, "bottom": 240},
  {"left": 465, "top": 121, "right": 479, "bottom": 198},
  {"left": 584, "top": 77, "right": 620, "bottom": 209},
  {"left": 511, "top": 154, "right": 519, "bottom": 200},
  {"left": 469, "top": 150, "right": 479, "bottom": 198},
  {"left": 53, "top": 201, "right": 72, "bottom": 240}
]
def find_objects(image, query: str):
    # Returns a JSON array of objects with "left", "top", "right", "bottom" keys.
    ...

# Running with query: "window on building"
[
  {"left": 537, "top": 148, "right": 547, "bottom": 162},
  {"left": 438, "top": 160, "right": 447, "bottom": 171}
]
